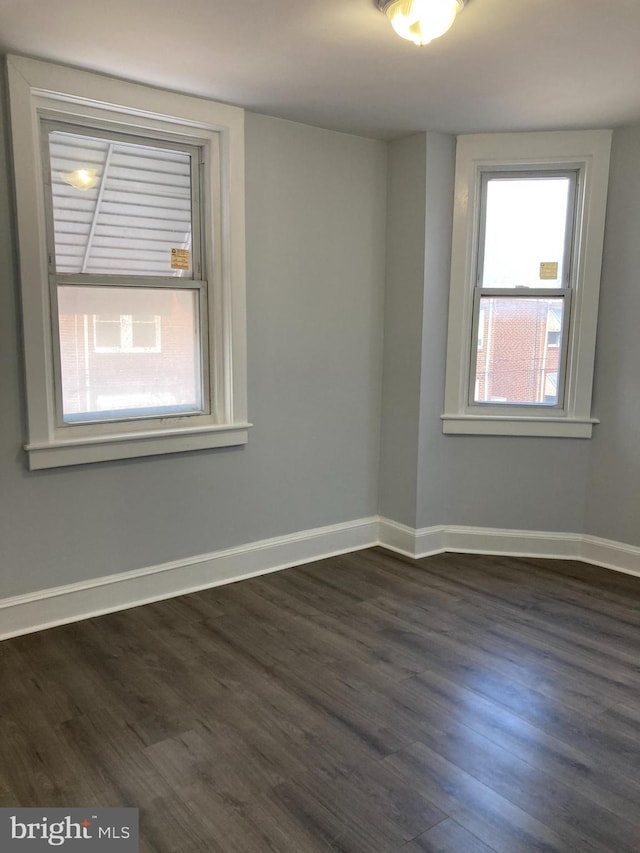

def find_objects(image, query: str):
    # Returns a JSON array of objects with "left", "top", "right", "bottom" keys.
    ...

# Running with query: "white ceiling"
[{"left": 2, "top": 0, "right": 640, "bottom": 139}]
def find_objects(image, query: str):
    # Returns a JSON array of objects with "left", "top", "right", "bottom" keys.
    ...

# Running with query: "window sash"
[
  {"left": 468, "top": 288, "right": 572, "bottom": 411},
  {"left": 41, "top": 120, "right": 211, "bottom": 430},
  {"left": 467, "top": 167, "right": 578, "bottom": 411},
  {"left": 50, "top": 278, "right": 210, "bottom": 428},
  {"left": 476, "top": 168, "right": 579, "bottom": 292},
  {"left": 40, "top": 119, "right": 204, "bottom": 281}
]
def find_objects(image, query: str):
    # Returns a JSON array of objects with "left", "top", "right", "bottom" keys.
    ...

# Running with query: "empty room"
[{"left": 0, "top": 1, "right": 639, "bottom": 851}]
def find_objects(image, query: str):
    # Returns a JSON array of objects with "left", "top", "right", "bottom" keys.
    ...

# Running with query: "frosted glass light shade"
[
  {"left": 381, "top": 0, "right": 464, "bottom": 46},
  {"left": 61, "top": 168, "right": 98, "bottom": 190}
]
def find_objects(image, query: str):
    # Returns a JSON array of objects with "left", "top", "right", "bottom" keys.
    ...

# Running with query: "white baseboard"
[
  {"left": 378, "top": 517, "right": 640, "bottom": 578},
  {"left": 2, "top": 516, "right": 638, "bottom": 640},
  {"left": 0, "top": 517, "right": 379, "bottom": 640},
  {"left": 377, "top": 518, "right": 445, "bottom": 558},
  {"left": 443, "top": 525, "right": 583, "bottom": 560},
  {"left": 580, "top": 534, "right": 640, "bottom": 577}
]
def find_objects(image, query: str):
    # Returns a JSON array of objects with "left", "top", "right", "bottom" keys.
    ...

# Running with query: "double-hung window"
[
  {"left": 46, "top": 124, "right": 205, "bottom": 424},
  {"left": 471, "top": 169, "right": 575, "bottom": 408},
  {"left": 443, "top": 131, "right": 612, "bottom": 438},
  {"left": 8, "top": 56, "right": 248, "bottom": 468}
]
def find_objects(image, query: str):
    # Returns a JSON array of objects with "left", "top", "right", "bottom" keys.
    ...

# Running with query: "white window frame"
[
  {"left": 7, "top": 55, "right": 249, "bottom": 469},
  {"left": 468, "top": 168, "right": 576, "bottom": 412},
  {"left": 442, "top": 130, "right": 612, "bottom": 438}
]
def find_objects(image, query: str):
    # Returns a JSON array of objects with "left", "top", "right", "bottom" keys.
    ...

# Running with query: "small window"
[
  {"left": 8, "top": 55, "right": 249, "bottom": 468},
  {"left": 470, "top": 172, "right": 574, "bottom": 409},
  {"left": 443, "top": 131, "right": 612, "bottom": 438},
  {"left": 93, "top": 315, "right": 161, "bottom": 354}
]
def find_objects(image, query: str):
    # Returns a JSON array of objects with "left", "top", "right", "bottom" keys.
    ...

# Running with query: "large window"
[
  {"left": 47, "top": 126, "right": 205, "bottom": 425},
  {"left": 443, "top": 131, "right": 612, "bottom": 438},
  {"left": 8, "top": 56, "right": 248, "bottom": 468}
]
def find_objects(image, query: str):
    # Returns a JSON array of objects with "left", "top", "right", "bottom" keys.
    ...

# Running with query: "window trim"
[
  {"left": 7, "top": 55, "right": 249, "bottom": 468},
  {"left": 442, "top": 130, "right": 612, "bottom": 438}
]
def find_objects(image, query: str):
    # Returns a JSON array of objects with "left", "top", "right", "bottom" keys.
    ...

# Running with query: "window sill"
[
  {"left": 441, "top": 414, "right": 598, "bottom": 438},
  {"left": 25, "top": 423, "right": 252, "bottom": 469}
]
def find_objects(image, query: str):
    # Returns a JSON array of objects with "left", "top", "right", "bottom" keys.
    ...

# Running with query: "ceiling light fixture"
[
  {"left": 61, "top": 168, "right": 98, "bottom": 191},
  {"left": 377, "top": 0, "right": 467, "bottom": 46}
]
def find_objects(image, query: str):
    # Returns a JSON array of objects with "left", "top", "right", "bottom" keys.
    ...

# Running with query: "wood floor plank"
[
  {"left": 138, "top": 793, "right": 228, "bottom": 853},
  {"left": 0, "top": 715, "right": 66, "bottom": 805},
  {"left": 356, "top": 596, "right": 615, "bottom": 718},
  {"left": 385, "top": 667, "right": 640, "bottom": 828},
  {"left": 273, "top": 760, "right": 445, "bottom": 853},
  {"left": 593, "top": 700, "right": 640, "bottom": 746},
  {"left": 384, "top": 740, "right": 573, "bottom": 853},
  {"left": 403, "top": 818, "right": 497, "bottom": 853},
  {"left": 421, "top": 551, "right": 640, "bottom": 636},
  {"left": 447, "top": 584, "right": 640, "bottom": 674},
  {"left": 432, "top": 597, "right": 640, "bottom": 712},
  {"left": 389, "top": 700, "right": 638, "bottom": 851}
]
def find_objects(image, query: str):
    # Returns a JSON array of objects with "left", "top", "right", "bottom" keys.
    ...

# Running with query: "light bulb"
[
  {"left": 61, "top": 168, "right": 98, "bottom": 190},
  {"left": 384, "top": 0, "right": 463, "bottom": 46}
]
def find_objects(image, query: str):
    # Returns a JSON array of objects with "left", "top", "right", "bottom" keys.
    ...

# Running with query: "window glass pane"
[
  {"left": 57, "top": 286, "right": 202, "bottom": 422},
  {"left": 131, "top": 317, "right": 160, "bottom": 349},
  {"left": 473, "top": 296, "right": 564, "bottom": 405},
  {"left": 481, "top": 177, "right": 571, "bottom": 288},
  {"left": 48, "top": 130, "right": 193, "bottom": 277},
  {"left": 94, "top": 318, "right": 121, "bottom": 349},
  {"left": 477, "top": 306, "right": 486, "bottom": 349}
]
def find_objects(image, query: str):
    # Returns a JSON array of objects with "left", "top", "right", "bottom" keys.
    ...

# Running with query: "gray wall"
[
  {"left": 416, "top": 132, "right": 455, "bottom": 529},
  {"left": 586, "top": 125, "right": 640, "bottom": 547},
  {"left": 440, "top": 128, "right": 639, "bottom": 540},
  {"left": 380, "top": 131, "right": 596, "bottom": 536},
  {"left": 0, "top": 89, "right": 387, "bottom": 598},
  {"left": 378, "top": 133, "right": 427, "bottom": 528},
  {"left": 378, "top": 131, "right": 456, "bottom": 531},
  {"left": 1, "top": 70, "right": 637, "bottom": 605},
  {"left": 443, "top": 437, "right": 590, "bottom": 533}
]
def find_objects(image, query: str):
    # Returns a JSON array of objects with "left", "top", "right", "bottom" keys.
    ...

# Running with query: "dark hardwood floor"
[{"left": 2, "top": 547, "right": 640, "bottom": 852}]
